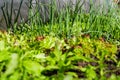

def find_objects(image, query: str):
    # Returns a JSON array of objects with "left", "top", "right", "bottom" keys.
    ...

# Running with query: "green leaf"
[
  {"left": 109, "top": 74, "right": 117, "bottom": 80},
  {"left": 9, "top": 71, "right": 20, "bottom": 80},
  {"left": 40, "top": 36, "right": 56, "bottom": 49},
  {"left": 33, "top": 53, "right": 46, "bottom": 59},
  {"left": 5, "top": 54, "right": 18, "bottom": 75},
  {"left": 0, "top": 50, "right": 10, "bottom": 62},
  {"left": 86, "top": 66, "right": 96, "bottom": 79},
  {"left": 23, "top": 60, "right": 44, "bottom": 76},
  {"left": 66, "top": 72, "right": 78, "bottom": 78},
  {"left": 0, "top": 40, "right": 5, "bottom": 50},
  {"left": 45, "top": 65, "right": 59, "bottom": 70},
  {"left": 64, "top": 75, "right": 73, "bottom": 80}
]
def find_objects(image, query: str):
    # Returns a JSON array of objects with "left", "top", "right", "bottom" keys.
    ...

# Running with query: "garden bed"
[{"left": 0, "top": 32, "right": 120, "bottom": 80}]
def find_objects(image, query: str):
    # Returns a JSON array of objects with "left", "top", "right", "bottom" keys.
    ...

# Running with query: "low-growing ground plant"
[{"left": 0, "top": 32, "right": 120, "bottom": 80}]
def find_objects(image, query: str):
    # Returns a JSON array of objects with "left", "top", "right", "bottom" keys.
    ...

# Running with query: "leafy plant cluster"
[
  {"left": 15, "top": 5, "right": 120, "bottom": 43},
  {"left": 0, "top": 32, "right": 119, "bottom": 80},
  {"left": 2, "top": 0, "right": 119, "bottom": 43}
]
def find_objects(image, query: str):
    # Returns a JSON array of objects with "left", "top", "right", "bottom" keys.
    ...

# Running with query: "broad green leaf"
[
  {"left": 23, "top": 60, "right": 44, "bottom": 76},
  {"left": 64, "top": 75, "right": 73, "bottom": 80},
  {"left": 5, "top": 54, "right": 18, "bottom": 75},
  {"left": 0, "top": 50, "right": 10, "bottom": 62},
  {"left": 86, "top": 66, "right": 96, "bottom": 79},
  {"left": 9, "top": 71, "right": 21, "bottom": 80},
  {"left": 0, "top": 40, "right": 5, "bottom": 50}
]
